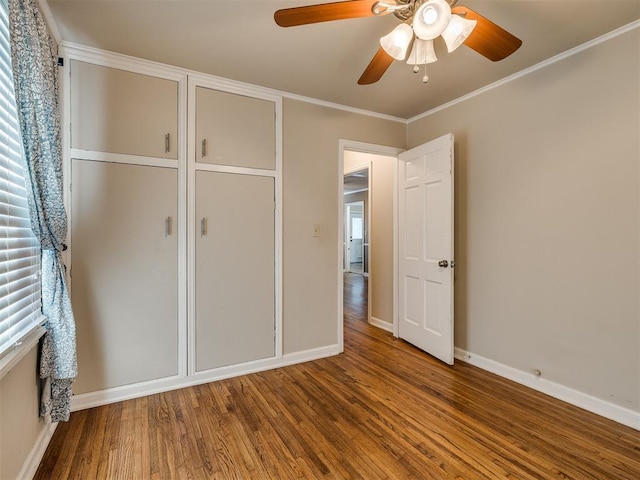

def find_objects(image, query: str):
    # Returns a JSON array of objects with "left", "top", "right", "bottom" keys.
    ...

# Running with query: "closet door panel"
[
  {"left": 195, "top": 86, "right": 275, "bottom": 170},
  {"left": 70, "top": 61, "right": 178, "bottom": 159},
  {"left": 195, "top": 171, "right": 275, "bottom": 371},
  {"left": 71, "top": 160, "right": 179, "bottom": 394}
]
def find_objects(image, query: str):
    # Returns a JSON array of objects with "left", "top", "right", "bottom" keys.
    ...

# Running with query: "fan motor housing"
[{"left": 391, "top": 0, "right": 459, "bottom": 21}]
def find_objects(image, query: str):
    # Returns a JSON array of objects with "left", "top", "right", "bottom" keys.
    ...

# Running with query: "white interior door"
[
  {"left": 398, "top": 134, "right": 454, "bottom": 364},
  {"left": 350, "top": 207, "right": 363, "bottom": 264},
  {"left": 344, "top": 204, "right": 352, "bottom": 271},
  {"left": 344, "top": 201, "right": 364, "bottom": 274}
]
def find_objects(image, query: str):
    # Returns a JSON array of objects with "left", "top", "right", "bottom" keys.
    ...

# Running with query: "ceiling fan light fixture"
[
  {"left": 380, "top": 23, "right": 414, "bottom": 60},
  {"left": 406, "top": 38, "right": 437, "bottom": 65},
  {"left": 412, "top": 0, "right": 451, "bottom": 40},
  {"left": 441, "top": 14, "right": 477, "bottom": 53}
]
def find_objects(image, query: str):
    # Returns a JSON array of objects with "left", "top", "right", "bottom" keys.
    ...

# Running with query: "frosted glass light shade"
[
  {"left": 406, "top": 38, "right": 437, "bottom": 65},
  {"left": 441, "top": 14, "right": 477, "bottom": 52},
  {"left": 412, "top": 0, "right": 451, "bottom": 40},
  {"left": 380, "top": 23, "right": 414, "bottom": 60}
]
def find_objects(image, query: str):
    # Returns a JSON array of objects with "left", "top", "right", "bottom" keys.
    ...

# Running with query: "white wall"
[{"left": 408, "top": 28, "right": 640, "bottom": 415}]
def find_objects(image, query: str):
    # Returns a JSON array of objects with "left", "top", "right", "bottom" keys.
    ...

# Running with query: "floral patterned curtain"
[{"left": 8, "top": 0, "right": 76, "bottom": 422}]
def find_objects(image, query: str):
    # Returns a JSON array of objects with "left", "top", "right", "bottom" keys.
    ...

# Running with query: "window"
[
  {"left": 351, "top": 216, "right": 363, "bottom": 240},
  {"left": 0, "top": 0, "right": 44, "bottom": 372}
]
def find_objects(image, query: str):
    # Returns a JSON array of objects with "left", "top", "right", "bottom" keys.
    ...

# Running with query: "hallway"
[{"left": 343, "top": 272, "right": 367, "bottom": 323}]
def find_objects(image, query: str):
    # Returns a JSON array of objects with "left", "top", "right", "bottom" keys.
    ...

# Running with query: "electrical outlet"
[{"left": 312, "top": 224, "right": 320, "bottom": 237}]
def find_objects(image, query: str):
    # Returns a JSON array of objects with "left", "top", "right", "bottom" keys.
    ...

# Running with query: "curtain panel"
[{"left": 8, "top": 0, "right": 76, "bottom": 422}]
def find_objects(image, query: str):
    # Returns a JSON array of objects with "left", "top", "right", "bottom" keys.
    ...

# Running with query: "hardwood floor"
[{"left": 35, "top": 273, "right": 639, "bottom": 479}]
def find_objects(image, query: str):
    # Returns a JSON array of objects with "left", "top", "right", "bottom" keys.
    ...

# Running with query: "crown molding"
[{"left": 409, "top": 20, "right": 640, "bottom": 123}]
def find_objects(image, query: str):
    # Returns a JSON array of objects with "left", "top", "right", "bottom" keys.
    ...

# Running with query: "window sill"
[{"left": 0, "top": 322, "right": 47, "bottom": 382}]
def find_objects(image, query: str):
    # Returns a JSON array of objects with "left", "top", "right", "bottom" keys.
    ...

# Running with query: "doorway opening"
[{"left": 337, "top": 140, "right": 403, "bottom": 352}]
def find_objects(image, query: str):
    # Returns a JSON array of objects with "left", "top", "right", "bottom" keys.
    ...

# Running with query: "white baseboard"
[
  {"left": 71, "top": 375, "right": 190, "bottom": 412},
  {"left": 280, "top": 344, "right": 343, "bottom": 366},
  {"left": 71, "top": 344, "right": 341, "bottom": 412},
  {"left": 454, "top": 347, "right": 640, "bottom": 431},
  {"left": 20, "top": 421, "right": 57, "bottom": 480},
  {"left": 369, "top": 316, "right": 393, "bottom": 333}
]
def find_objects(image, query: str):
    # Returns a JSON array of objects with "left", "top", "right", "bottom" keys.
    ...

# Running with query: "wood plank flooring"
[{"left": 35, "top": 273, "right": 640, "bottom": 479}]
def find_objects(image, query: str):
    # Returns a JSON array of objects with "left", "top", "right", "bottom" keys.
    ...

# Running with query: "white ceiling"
[
  {"left": 344, "top": 169, "right": 369, "bottom": 194},
  {"left": 47, "top": 0, "right": 640, "bottom": 119}
]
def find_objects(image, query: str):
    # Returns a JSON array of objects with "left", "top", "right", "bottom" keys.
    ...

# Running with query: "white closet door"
[
  {"left": 71, "top": 160, "right": 179, "bottom": 393},
  {"left": 195, "top": 171, "right": 275, "bottom": 371}
]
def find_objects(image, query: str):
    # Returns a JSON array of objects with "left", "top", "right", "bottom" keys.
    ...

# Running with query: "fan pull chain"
[{"left": 423, "top": 64, "right": 429, "bottom": 83}]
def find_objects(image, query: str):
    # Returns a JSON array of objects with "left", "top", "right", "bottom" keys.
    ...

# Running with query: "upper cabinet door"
[
  {"left": 196, "top": 86, "right": 275, "bottom": 170},
  {"left": 70, "top": 61, "right": 179, "bottom": 159}
]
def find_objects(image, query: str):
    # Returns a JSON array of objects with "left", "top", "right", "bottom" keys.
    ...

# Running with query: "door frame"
[{"left": 337, "top": 140, "right": 403, "bottom": 351}]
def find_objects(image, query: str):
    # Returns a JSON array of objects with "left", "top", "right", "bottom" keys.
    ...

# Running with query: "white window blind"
[{"left": 0, "top": 0, "right": 43, "bottom": 361}]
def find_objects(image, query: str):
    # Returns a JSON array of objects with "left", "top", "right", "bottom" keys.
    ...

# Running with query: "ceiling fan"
[{"left": 274, "top": 0, "right": 522, "bottom": 85}]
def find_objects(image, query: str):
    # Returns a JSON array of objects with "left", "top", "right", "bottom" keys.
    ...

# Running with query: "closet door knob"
[{"left": 438, "top": 260, "right": 448, "bottom": 268}]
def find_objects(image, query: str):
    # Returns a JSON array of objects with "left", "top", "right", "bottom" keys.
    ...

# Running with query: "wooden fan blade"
[
  {"left": 358, "top": 47, "right": 394, "bottom": 85},
  {"left": 452, "top": 6, "right": 522, "bottom": 61},
  {"left": 275, "top": 0, "right": 378, "bottom": 27}
]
